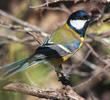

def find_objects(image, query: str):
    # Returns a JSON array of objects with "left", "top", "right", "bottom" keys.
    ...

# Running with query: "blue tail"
[{"left": 0, "top": 55, "right": 35, "bottom": 80}]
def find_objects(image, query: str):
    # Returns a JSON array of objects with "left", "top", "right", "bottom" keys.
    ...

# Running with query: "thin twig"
[
  {"left": 0, "top": 33, "right": 21, "bottom": 42},
  {"left": 29, "top": 0, "right": 74, "bottom": 8},
  {"left": 0, "top": 20, "right": 44, "bottom": 45},
  {"left": 37, "top": 6, "right": 71, "bottom": 14},
  {"left": 77, "top": 50, "right": 92, "bottom": 68},
  {"left": 85, "top": 43, "right": 108, "bottom": 65},
  {"left": 103, "top": 17, "right": 110, "bottom": 22},
  {"left": 73, "top": 64, "right": 110, "bottom": 93},
  {"left": 26, "top": 32, "right": 42, "bottom": 44},
  {"left": 0, "top": 9, "right": 48, "bottom": 37}
]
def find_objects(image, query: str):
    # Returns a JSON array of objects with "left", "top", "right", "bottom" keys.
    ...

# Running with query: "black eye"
[
  {"left": 77, "top": 16, "right": 83, "bottom": 20},
  {"left": 78, "top": 16, "right": 90, "bottom": 20},
  {"left": 83, "top": 16, "right": 90, "bottom": 20}
]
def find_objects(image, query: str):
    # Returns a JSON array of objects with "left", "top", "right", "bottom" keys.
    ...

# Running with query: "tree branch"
[{"left": 3, "top": 82, "right": 85, "bottom": 100}]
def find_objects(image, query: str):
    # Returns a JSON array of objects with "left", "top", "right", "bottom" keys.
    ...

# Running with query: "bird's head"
[{"left": 67, "top": 10, "right": 91, "bottom": 37}]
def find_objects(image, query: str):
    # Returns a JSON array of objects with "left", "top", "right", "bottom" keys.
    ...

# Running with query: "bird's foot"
[{"left": 57, "top": 72, "right": 72, "bottom": 86}]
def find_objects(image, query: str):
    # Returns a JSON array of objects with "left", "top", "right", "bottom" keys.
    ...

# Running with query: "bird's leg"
[
  {"left": 55, "top": 65, "right": 63, "bottom": 77},
  {"left": 55, "top": 65, "right": 72, "bottom": 86}
]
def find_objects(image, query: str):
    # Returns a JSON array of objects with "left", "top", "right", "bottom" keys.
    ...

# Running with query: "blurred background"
[{"left": 0, "top": 0, "right": 110, "bottom": 100}]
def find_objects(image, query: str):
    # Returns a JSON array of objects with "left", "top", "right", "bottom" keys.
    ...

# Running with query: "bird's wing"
[
  {"left": 34, "top": 44, "right": 72, "bottom": 60},
  {"left": 34, "top": 37, "right": 81, "bottom": 60},
  {"left": 34, "top": 24, "right": 82, "bottom": 60}
]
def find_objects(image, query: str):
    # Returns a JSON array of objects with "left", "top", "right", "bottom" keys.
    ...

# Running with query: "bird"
[{"left": 0, "top": 10, "right": 91, "bottom": 86}]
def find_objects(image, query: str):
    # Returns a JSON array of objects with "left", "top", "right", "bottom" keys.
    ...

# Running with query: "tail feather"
[{"left": 0, "top": 55, "right": 34, "bottom": 80}]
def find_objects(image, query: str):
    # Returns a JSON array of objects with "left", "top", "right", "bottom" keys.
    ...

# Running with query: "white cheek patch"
[{"left": 70, "top": 20, "right": 87, "bottom": 30}]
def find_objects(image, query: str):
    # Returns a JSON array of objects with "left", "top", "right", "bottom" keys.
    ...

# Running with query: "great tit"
[{"left": 0, "top": 10, "right": 90, "bottom": 86}]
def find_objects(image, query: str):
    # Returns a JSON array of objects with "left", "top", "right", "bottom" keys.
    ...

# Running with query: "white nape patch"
[{"left": 70, "top": 20, "right": 87, "bottom": 29}]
